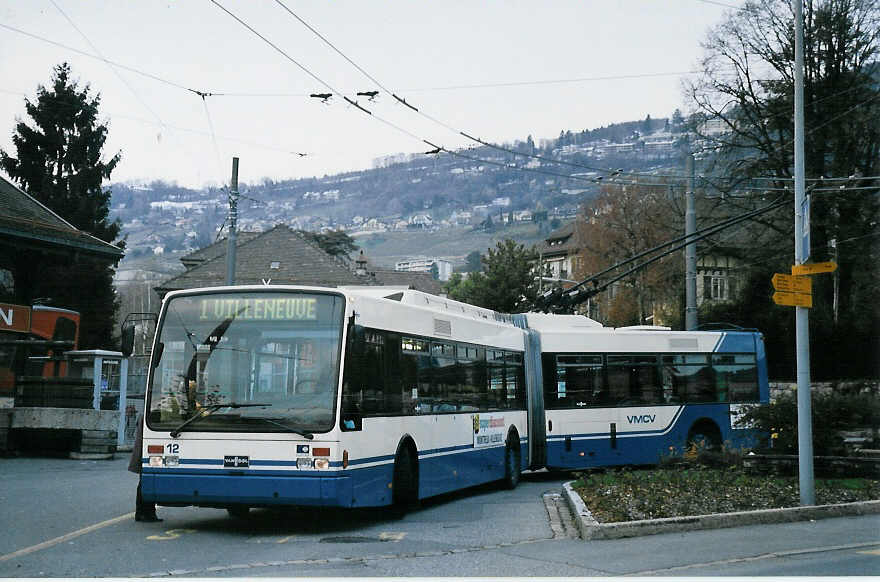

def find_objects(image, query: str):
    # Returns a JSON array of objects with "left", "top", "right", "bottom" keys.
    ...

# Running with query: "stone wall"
[{"left": 769, "top": 379, "right": 879, "bottom": 401}]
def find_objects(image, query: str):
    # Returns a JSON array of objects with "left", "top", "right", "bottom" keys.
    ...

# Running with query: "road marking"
[
  {"left": 276, "top": 535, "right": 298, "bottom": 544},
  {"left": 147, "top": 528, "right": 197, "bottom": 541},
  {"left": 378, "top": 532, "right": 406, "bottom": 542},
  {"left": 857, "top": 548, "right": 880, "bottom": 556},
  {"left": 0, "top": 512, "right": 134, "bottom": 563},
  {"left": 628, "top": 541, "right": 880, "bottom": 576},
  {"left": 137, "top": 536, "right": 553, "bottom": 577}
]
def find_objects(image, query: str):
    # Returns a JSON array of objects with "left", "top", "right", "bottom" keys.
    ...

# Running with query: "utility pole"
[
  {"left": 226, "top": 157, "right": 239, "bottom": 286},
  {"left": 794, "top": 0, "right": 815, "bottom": 506},
  {"left": 685, "top": 153, "right": 698, "bottom": 331}
]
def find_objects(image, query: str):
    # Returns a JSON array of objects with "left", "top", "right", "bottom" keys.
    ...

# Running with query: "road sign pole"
[{"left": 793, "top": 0, "right": 815, "bottom": 506}]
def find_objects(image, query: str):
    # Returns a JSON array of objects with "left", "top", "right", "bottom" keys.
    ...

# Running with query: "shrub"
[{"left": 736, "top": 391, "right": 880, "bottom": 455}]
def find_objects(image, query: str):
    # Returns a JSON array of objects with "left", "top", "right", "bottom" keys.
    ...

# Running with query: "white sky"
[{"left": 1, "top": 0, "right": 739, "bottom": 189}]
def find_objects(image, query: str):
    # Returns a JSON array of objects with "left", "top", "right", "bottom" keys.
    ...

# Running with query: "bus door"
[{"left": 543, "top": 353, "right": 612, "bottom": 468}]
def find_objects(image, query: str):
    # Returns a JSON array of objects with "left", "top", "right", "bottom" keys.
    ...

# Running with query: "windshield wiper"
[
  {"left": 169, "top": 402, "right": 271, "bottom": 438},
  {"left": 251, "top": 416, "right": 314, "bottom": 439}
]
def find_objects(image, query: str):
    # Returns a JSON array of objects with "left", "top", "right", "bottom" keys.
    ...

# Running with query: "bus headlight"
[
  {"left": 149, "top": 456, "right": 163, "bottom": 467},
  {"left": 164, "top": 455, "right": 180, "bottom": 467},
  {"left": 313, "top": 458, "right": 330, "bottom": 470},
  {"left": 297, "top": 458, "right": 313, "bottom": 469}
]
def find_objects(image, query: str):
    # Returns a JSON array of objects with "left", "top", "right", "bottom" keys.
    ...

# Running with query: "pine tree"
[{"left": 1, "top": 63, "right": 123, "bottom": 349}]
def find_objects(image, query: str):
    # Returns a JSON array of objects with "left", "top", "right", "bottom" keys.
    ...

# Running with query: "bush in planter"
[{"left": 736, "top": 391, "right": 880, "bottom": 456}]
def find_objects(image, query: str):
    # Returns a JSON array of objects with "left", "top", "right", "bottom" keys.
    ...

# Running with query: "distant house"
[
  {"left": 699, "top": 117, "right": 728, "bottom": 137},
  {"left": 157, "top": 224, "right": 441, "bottom": 297},
  {"left": 395, "top": 257, "right": 453, "bottom": 282},
  {"left": 449, "top": 210, "right": 472, "bottom": 225},
  {"left": 408, "top": 214, "right": 433, "bottom": 229},
  {"left": 536, "top": 221, "right": 586, "bottom": 285},
  {"left": 697, "top": 250, "right": 744, "bottom": 306}
]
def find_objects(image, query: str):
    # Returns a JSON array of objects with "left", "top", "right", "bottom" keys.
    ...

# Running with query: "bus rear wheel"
[
  {"left": 686, "top": 422, "right": 722, "bottom": 454},
  {"left": 392, "top": 444, "right": 418, "bottom": 511},
  {"left": 226, "top": 505, "right": 250, "bottom": 518},
  {"left": 502, "top": 433, "right": 521, "bottom": 490}
]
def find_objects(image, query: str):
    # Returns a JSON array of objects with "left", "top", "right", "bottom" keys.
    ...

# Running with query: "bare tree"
[
  {"left": 686, "top": 0, "right": 880, "bottom": 378},
  {"left": 578, "top": 182, "right": 684, "bottom": 327}
]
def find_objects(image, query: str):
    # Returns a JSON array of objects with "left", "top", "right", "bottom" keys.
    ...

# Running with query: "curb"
[{"left": 562, "top": 481, "right": 880, "bottom": 540}]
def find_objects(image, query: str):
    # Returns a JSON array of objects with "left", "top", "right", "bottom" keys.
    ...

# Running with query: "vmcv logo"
[{"left": 627, "top": 414, "right": 656, "bottom": 424}]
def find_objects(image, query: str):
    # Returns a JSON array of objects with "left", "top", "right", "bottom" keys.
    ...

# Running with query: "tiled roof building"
[
  {"left": 157, "top": 224, "right": 442, "bottom": 296},
  {"left": 537, "top": 221, "right": 587, "bottom": 285},
  {"left": 0, "top": 174, "right": 123, "bottom": 261},
  {"left": 0, "top": 173, "right": 122, "bottom": 303}
]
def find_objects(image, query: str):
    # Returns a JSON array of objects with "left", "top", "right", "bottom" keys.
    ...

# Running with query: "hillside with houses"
[{"left": 112, "top": 114, "right": 695, "bottom": 286}]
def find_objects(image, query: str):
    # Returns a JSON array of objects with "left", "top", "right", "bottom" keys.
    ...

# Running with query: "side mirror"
[{"left": 120, "top": 323, "right": 135, "bottom": 357}]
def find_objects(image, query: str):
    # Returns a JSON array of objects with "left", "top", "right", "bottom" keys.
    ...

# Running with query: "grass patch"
[{"left": 572, "top": 458, "right": 880, "bottom": 523}]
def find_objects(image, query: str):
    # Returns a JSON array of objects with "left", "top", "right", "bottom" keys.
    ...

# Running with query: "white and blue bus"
[
  {"left": 519, "top": 313, "right": 768, "bottom": 470},
  {"left": 128, "top": 285, "right": 767, "bottom": 515}
]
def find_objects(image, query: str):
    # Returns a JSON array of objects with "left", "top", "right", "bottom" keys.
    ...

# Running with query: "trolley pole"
[
  {"left": 226, "top": 157, "right": 239, "bottom": 286},
  {"left": 793, "top": 0, "right": 815, "bottom": 506},
  {"left": 685, "top": 153, "right": 698, "bottom": 331}
]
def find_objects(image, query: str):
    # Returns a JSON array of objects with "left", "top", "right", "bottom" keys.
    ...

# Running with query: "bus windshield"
[{"left": 146, "top": 291, "right": 345, "bottom": 435}]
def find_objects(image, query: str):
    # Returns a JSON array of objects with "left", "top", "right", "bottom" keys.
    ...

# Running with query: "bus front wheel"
[
  {"left": 502, "top": 432, "right": 521, "bottom": 490},
  {"left": 392, "top": 443, "right": 419, "bottom": 510}
]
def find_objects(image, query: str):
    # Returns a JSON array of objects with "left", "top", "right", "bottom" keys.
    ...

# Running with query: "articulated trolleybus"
[{"left": 132, "top": 285, "right": 767, "bottom": 515}]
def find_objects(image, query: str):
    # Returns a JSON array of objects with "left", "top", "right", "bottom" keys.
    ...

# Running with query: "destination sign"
[
  {"left": 772, "top": 291, "right": 813, "bottom": 308},
  {"left": 198, "top": 296, "right": 318, "bottom": 321},
  {"left": 771, "top": 273, "right": 812, "bottom": 295},
  {"left": 791, "top": 261, "right": 837, "bottom": 276}
]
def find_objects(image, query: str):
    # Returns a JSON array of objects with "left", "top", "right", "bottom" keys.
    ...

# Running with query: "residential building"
[
  {"left": 537, "top": 221, "right": 586, "bottom": 286},
  {"left": 395, "top": 257, "right": 453, "bottom": 282},
  {"left": 158, "top": 224, "right": 441, "bottom": 297},
  {"left": 0, "top": 174, "right": 123, "bottom": 303}
]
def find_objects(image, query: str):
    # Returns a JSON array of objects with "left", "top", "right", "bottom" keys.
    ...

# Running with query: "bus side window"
[
  {"left": 714, "top": 353, "right": 758, "bottom": 402},
  {"left": 606, "top": 356, "right": 631, "bottom": 405},
  {"left": 505, "top": 351, "right": 525, "bottom": 409}
]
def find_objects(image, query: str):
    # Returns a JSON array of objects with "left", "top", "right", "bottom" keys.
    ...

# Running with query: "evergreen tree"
[
  {"left": 2, "top": 63, "right": 121, "bottom": 243},
  {"left": 1, "top": 63, "right": 123, "bottom": 349},
  {"left": 298, "top": 229, "right": 357, "bottom": 258},
  {"left": 444, "top": 239, "right": 537, "bottom": 313},
  {"left": 464, "top": 250, "right": 483, "bottom": 272}
]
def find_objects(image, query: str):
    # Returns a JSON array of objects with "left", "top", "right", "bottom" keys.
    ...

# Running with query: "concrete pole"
[
  {"left": 794, "top": 0, "right": 815, "bottom": 506},
  {"left": 226, "top": 157, "right": 239, "bottom": 286},
  {"left": 685, "top": 154, "right": 698, "bottom": 331},
  {"left": 117, "top": 357, "right": 128, "bottom": 448}
]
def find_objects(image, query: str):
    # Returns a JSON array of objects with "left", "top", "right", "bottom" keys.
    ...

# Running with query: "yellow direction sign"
[
  {"left": 771, "top": 273, "right": 812, "bottom": 295},
  {"left": 791, "top": 261, "right": 837, "bottom": 276},
  {"left": 773, "top": 291, "right": 813, "bottom": 308}
]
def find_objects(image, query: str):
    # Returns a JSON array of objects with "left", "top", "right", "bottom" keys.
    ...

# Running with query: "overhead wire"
[
  {"left": 538, "top": 196, "right": 790, "bottom": 310},
  {"left": 49, "top": 0, "right": 164, "bottom": 127},
  {"left": 209, "top": 0, "right": 429, "bottom": 147},
  {"left": 272, "top": 0, "right": 880, "bottom": 193},
  {"left": 6, "top": 9, "right": 876, "bottom": 195},
  {"left": 273, "top": 0, "right": 683, "bottom": 184},
  {"left": 0, "top": 22, "right": 202, "bottom": 96}
]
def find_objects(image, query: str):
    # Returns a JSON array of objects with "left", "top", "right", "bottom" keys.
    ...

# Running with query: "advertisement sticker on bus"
[{"left": 473, "top": 414, "right": 506, "bottom": 448}]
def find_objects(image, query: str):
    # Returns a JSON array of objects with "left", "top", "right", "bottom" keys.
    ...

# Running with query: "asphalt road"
[{"left": 0, "top": 455, "right": 877, "bottom": 577}]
